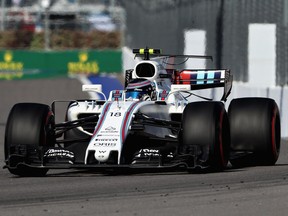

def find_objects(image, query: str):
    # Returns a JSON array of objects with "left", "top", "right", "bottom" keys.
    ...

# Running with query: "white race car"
[{"left": 4, "top": 48, "right": 281, "bottom": 176}]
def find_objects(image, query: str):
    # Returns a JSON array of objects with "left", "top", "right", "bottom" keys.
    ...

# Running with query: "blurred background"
[
  {"left": 0, "top": 0, "right": 123, "bottom": 50},
  {"left": 1, "top": 0, "right": 288, "bottom": 136},
  {"left": 0, "top": 0, "right": 286, "bottom": 83}
]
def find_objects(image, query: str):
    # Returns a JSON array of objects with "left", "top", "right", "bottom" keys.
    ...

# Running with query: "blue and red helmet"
[{"left": 126, "top": 79, "right": 156, "bottom": 101}]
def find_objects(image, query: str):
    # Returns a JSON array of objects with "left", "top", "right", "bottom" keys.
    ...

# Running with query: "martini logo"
[
  {"left": 0, "top": 51, "right": 24, "bottom": 80},
  {"left": 68, "top": 52, "right": 99, "bottom": 75}
]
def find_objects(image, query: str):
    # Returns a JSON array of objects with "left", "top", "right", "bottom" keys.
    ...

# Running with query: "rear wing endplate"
[{"left": 174, "top": 69, "right": 232, "bottom": 101}]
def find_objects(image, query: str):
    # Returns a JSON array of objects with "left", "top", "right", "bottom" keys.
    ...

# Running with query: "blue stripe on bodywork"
[
  {"left": 120, "top": 102, "right": 140, "bottom": 144},
  {"left": 207, "top": 71, "right": 215, "bottom": 84},
  {"left": 196, "top": 72, "right": 205, "bottom": 84},
  {"left": 214, "top": 71, "right": 222, "bottom": 83},
  {"left": 92, "top": 102, "right": 112, "bottom": 136},
  {"left": 190, "top": 73, "right": 197, "bottom": 84}
]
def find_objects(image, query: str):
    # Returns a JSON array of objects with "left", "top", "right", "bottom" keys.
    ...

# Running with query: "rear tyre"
[
  {"left": 5, "top": 103, "right": 55, "bottom": 176},
  {"left": 228, "top": 98, "right": 280, "bottom": 167},
  {"left": 181, "top": 101, "right": 230, "bottom": 171}
]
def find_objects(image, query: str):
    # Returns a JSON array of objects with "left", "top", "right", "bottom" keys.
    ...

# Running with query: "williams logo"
[
  {"left": 67, "top": 52, "right": 99, "bottom": 75},
  {"left": 0, "top": 51, "right": 24, "bottom": 80},
  {"left": 105, "top": 126, "right": 116, "bottom": 131}
]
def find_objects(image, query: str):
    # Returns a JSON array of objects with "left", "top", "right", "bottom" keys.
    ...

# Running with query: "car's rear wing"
[{"left": 173, "top": 69, "right": 232, "bottom": 101}]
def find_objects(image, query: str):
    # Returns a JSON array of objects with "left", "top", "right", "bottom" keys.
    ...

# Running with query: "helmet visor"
[{"left": 126, "top": 91, "right": 146, "bottom": 99}]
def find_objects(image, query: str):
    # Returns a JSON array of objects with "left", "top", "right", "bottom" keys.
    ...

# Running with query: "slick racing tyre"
[
  {"left": 5, "top": 103, "right": 55, "bottom": 176},
  {"left": 181, "top": 101, "right": 230, "bottom": 171},
  {"left": 228, "top": 98, "right": 280, "bottom": 167}
]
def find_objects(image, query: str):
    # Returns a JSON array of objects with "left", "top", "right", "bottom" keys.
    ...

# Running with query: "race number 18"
[{"left": 110, "top": 112, "right": 121, "bottom": 117}]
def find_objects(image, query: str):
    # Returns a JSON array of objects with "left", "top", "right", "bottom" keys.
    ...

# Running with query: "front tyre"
[
  {"left": 228, "top": 98, "right": 281, "bottom": 167},
  {"left": 5, "top": 103, "right": 55, "bottom": 176},
  {"left": 181, "top": 101, "right": 230, "bottom": 171}
]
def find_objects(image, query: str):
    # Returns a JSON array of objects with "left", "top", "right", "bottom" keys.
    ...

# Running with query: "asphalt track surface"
[{"left": 0, "top": 78, "right": 288, "bottom": 216}]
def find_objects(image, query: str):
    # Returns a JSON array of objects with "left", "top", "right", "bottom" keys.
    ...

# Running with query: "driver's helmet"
[{"left": 126, "top": 79, "right": 156, "bottom": 101}]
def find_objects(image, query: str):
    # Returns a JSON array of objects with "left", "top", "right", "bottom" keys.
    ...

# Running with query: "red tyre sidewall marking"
[
  {"left": 43, "top": 110, "right": 54, "bottom": 146},
  {"left": 271, "top": 108, "right": 278, "bottom": 159},
  {"left": 45, "top": 111, "right": 54, "bottom": 125}
]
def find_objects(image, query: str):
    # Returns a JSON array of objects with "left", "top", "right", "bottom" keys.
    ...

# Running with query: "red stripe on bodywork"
[
  {"left": 180, "top": 71, "right": 191, "bottom": 84},
  {"left": 92, "top": 102, "right": 112, "bottom": 136},
  {"left": 161, "top": 90, "right": 167, "bottom": 100},
  {"left": 115, "top": 90, "right": 119, "bottom": 101},
  {"left": 121, "top": 102, "right": 140, "bottom": 142},
  {"left": 127, "top": 80, "right": 152, "bottom": 89}
]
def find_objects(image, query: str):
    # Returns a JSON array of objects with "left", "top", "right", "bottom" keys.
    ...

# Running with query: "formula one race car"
[{"left": 4, "top": 48, "right": 281, "bottom": 176}]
